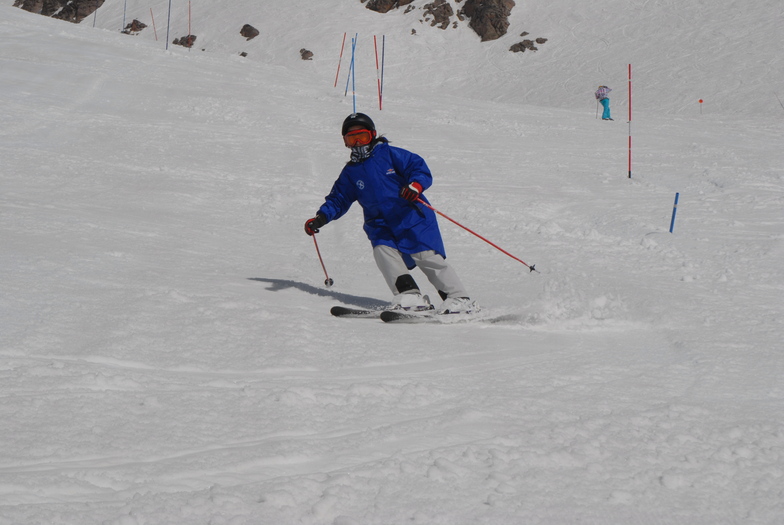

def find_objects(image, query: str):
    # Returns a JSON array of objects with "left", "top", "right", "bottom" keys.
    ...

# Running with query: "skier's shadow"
[{"left": 247, "top": 278, "right": 387, "bottom": 310}]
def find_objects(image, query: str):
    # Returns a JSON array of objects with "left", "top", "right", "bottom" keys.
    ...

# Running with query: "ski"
[
  {"left": 380, "top": 309, "right": 520, "bottom": 324},
  {"left": 379, "top": 310, "right": 436, "bottom": 323},
  {"left": 333, "top": 306, "right": 519, "bottom": 324},
  {"left": 330, "top": 306, "right": 381, "bottom": 318}
]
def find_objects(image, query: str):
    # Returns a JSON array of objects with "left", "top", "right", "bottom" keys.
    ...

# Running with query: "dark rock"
[
  {"left": 423, "top": 0, "right": 453, "bottom": 29},
  {"left": 300, "top": 48, "right": 314, "bottom": 60},
  {"left": 459, "top": 0, "right": 515, "bottom": 41},
  {"left": 510, "top": 39, "right": 537, "bottom": 53},
  {"left": 366, "top": 0, "right": 414, "bottom": 14},
  {"left": 121, "top": 19, "right": 146, "bottom": 35},
  {"left": 14, "top": 0, "right": 106, "bottom": 24},
  {"left": 240, "top": 24, "right": 259, "bottom": 40},
  {"left": 172, "top": 35, "right": 197, "bottom": 48}
]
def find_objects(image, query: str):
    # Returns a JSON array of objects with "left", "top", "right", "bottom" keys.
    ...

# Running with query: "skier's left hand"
[{"left": 400, "top": 182, "right": 423, "bottom": 202}]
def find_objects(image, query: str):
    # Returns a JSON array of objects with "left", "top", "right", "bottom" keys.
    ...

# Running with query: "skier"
[
  {"left": 304, "top": 112, "right": 477, "bottom": 314},
  {"left": 595, "top": 85, "right": 613, "bottom": 120}
]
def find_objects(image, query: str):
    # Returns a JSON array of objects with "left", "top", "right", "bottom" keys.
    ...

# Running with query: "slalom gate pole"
[
  {"left": 380, "top": 35, "right": 385, "bottom": 109},
  {"left": 344, "top": 34, "right": 357, "bottom": 97},
  {"left": 774, "top": 92, "right": 784, "bottom": 111},
  {"left": 416, "top": 198, "right": 537, "bottom": 273},
  {"left": 334, "top": 33, "right": 346, "bottom": 88},
  {"left": 669, "top": 193, "right": 680, "bottom": 233},
  {"left": 374, "top": 35, "right": 382, "bottom": 110},
  {"left": 351, "top": 37, "right": 357, "bottom": 113},
  {"left": 312, "top": 235, "right": 334, "bottom": 287},
  {"left": 628, "top": 64, "right": 633, "bottom": 179},
  {"left": 150, "top": 8, "right": 158, "bottom": 41},
  {"left": 165, "top": 0, "right": 172, "bottom": 50},
  {"left": 122, "top": 0, "right": 127, "bottom": 31}
]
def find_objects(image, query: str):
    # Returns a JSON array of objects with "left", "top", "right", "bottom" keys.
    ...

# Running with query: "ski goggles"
[{"left": 343, "top": 128, "right": 375, "bottom": 147}]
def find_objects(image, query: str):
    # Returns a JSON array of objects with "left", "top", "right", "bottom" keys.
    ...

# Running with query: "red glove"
[
  {"left": 304, "top": 214, "right": 327, "bottom": 236},
  {"left": 400, "top": 182, "right": 423, "bottom": 202}
]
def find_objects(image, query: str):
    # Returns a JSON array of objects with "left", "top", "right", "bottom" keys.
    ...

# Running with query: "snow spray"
[{"left": 669, "top": 193, "right": 680, "bottom": 233}]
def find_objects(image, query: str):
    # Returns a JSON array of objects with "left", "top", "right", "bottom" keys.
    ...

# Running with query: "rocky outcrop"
[
  {"left": 423, "top": 0, "right": 453, "bottom": 30},
  {"left": 14, "top": 0, "right": 106, "bottom": 24},
  {"left": 363, "top": 0, "right": 516, "bottom": 42},
  {"left": 172, "top": 35, "right": 197, "bottom": 48},
  {"left": 121, "top": 19, "right": 146, "bottom": 35},
  {"left": 458, "top": 0, "right": 515, "bottom": 42},
  {"left": 300, "top": 48, "right": 314, "bottom": 60},
  {"left": 510, "top": 35, "right": 547, "bottom": 53},
  {"left": 365, "top": 0, "right": 415, "bottom": 14}
]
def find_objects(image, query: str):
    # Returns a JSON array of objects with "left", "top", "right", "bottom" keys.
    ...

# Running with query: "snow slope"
[{"left": 1, "top": 1, "right": 783, "bottom": 524}]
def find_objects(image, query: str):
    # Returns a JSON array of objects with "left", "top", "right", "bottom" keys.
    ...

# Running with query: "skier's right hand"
[{"left": 304, "top": 214, "right": 327, "bottom": 236}]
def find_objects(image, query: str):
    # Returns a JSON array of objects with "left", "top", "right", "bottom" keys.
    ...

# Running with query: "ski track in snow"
[{"left": 1, "top": 1, "right": 784, "bottom": 524}]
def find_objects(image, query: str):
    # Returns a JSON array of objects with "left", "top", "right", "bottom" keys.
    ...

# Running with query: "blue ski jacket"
[{"left": 317, "top": 140, "right": 446, "bottom": 267}]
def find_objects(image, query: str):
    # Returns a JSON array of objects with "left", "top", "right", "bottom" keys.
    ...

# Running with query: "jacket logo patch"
[
  {"left": 356, "top": 180, "right": 365, "bottom": 190},
  {"left": 386, "top": 169, "right": 396, "bottom": 176}
]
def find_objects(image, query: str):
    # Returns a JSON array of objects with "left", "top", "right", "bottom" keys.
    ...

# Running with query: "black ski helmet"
[{"left": 342, "top": 112, "right": 375, "bottom": 136}]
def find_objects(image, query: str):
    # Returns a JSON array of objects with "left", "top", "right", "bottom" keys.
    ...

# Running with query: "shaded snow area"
[{"left": 1, "top": 1, "right": 783, "bottom": 523}]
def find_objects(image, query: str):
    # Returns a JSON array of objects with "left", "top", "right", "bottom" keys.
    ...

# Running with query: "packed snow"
[{"left": 1, "top": 0, "right": 783, "bottom": 523}]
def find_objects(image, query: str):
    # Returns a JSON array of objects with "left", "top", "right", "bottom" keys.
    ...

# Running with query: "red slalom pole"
[
  {"left": 334, "top": 33, "right": 347, "bottom": 88},
  {"left": 312, "top": 235, "right": 334, "bottom": 287},
  {"left": 150, "top": 8, "right": 158, "bottom": 41},
  {"left": 416, "top": 198, "right": 537, "bottom": 272}
]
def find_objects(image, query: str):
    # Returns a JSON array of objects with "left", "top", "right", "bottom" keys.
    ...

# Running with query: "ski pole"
[
  {"left": 312, "top": 234, "right": 334, "bottom": 287},
  {"left": 416, "top": 198, "right": 537, "bottom": 273}
]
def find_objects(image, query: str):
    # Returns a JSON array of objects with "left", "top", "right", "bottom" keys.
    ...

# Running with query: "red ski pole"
[
  {"left": 416, "top": 198, "right": 537, "bottom": 272},
  {"left": 312, "top": 234, "right": 334, "bottom": 287}
]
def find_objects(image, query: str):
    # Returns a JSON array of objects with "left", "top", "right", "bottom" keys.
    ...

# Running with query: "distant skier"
[
  {"left": 595, "top": 85, "right": 613, "bottom": 121},
  {"left": 304, "top": 112, "right": 476, "bottom": 314}
]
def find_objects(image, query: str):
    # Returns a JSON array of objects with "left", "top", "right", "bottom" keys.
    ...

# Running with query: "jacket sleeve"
[
  {"left": 318, "top": 169, "right": 358, "bottom": 222},
  {"left": 389, "top": 146, "right": 433, "bottom": 191}
]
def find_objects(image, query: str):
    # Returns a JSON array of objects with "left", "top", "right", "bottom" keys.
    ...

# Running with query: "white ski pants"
[{"left": 372, "top": 245, "right": 468, "bottom": 299}]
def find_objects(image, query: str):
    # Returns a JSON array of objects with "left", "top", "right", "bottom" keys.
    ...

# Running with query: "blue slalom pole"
[
  {"left": 669, "top": 192, "right": 680, "bottom": 233},
  {"left": 344, "top": 34, "right": 357, "bottom": 97},
  {"left": 165, "top": 0, "right": 173, "bottom": 50},
  {"left": 380, "top": 35, "right": 385, "bottom": 107},
  {"left": 352, "top": 52, "right": 357, "bottom": 113}
]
